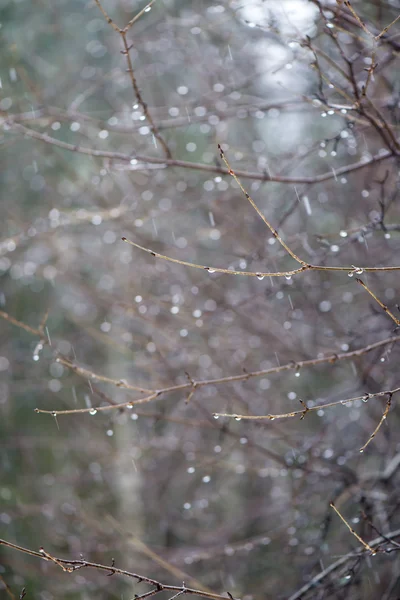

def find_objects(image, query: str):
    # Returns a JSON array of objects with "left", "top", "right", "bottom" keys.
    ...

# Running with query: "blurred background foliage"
[{"left": 1, "top": 0, "right": 400, "bottom": 599}]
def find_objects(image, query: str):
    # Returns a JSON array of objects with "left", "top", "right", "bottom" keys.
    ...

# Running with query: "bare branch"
[{"left": 330, "top": 502, "right": 377, "bottom": 555}]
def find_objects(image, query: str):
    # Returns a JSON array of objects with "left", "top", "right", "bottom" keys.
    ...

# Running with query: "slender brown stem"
[
  {"left": 5, "top": 121, "right": 395, "bottom": 185},
  {"left": 330, "top": 502, "right": 377, "bottom": 554},
  {"left": 0, "top": 538, "right": 228, "bottom": 600},
  {"left": 92, "top": 0, "right": 171, "bottom": 158},
  {"left": 356, "top": 278, "right": 400, "bottom": 326}
]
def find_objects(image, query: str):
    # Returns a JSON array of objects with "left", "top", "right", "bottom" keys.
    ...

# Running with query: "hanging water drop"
[
  {"left": 256, "top": 274, "right": 265, "bottom": 281},
  {"left": 89, "top": 408, "right": 98, "bottom": 415},
  {"left": 33, "top": 342, "right": 43, "bottom": 361},
  {"left": 285, "top": 275, "right": 292, "bottom": 280}
]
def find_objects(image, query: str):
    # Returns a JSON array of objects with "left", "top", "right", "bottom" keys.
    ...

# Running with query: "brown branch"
[
  {"left": 55, "top": 355, "right": 152, "bottom": 393},
  {"left": 5, "top": 121, "right": 395, "bottom": 185},
  {"left": 214, "top": 386, "right": 400, "bottom": 422},
  {"left": 121, "top": 236, "right": 310, "bottom": 278},
  {"left": 35, "top": 337, "right": 400, "bottom": 416},
  {"left": 122, "top": 235, "right": 400, "bottom": 278},
  {"left": 93, "top": 0, "right": 171, "bottom": 158},
  {"left": 360, "top": 393, "right": 392, "bottom": 453},
  {"left": 218, "top": 145, "right": 308, "bottom": 266},
  {"left": 35, "top": 392, "right": 160, "bottom": 416},
  {"left": 0, "top": 538, "right": 229, "bottom": 600},
  {"left": 343, "top": 2, "right": 373, "bottom": 37},
  {"left": 356, "top": 278, "right": 400, "bottom": 327},
  {"left": 0, "top": 309, "right": 45, "bottom": 338},
  {"left": 0, "top": 575, "right": 16, "bottom": 600},
  {"left": 375, "top": 13, "right": 400, "bottom": 39},
  {"left": 288, "top": 528, "right": 400, "bottom": 600},
  {"left": 330, "top": 502, "right": 377, "bottom": 554}
]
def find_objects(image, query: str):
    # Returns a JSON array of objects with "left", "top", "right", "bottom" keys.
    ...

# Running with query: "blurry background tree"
[{"left": 1, "top": 0, "right": 400, "bottom": 599}]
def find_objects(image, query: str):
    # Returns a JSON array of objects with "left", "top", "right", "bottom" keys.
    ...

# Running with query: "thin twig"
[
  {"left": 0, "top": 538, "right": 229, "bottom": 600},
  {"left": 35, "top": 392, "right": 160, "bottom": 416},
  {"left": 5, "top": 121, "right": 395, "bottom": 185},
  {"left": 360, "top": 393, "right": 392, "bottom": 453},
  {"left": 0, "top": 309, "right": 44, "bottom": 338},
  {"left": 121, "top": 237, "right": 310, "bottom": 278},
  {"left": 55, "top": 355, "right": 152, "bottom": 393},
  {"left": 217, "top": 145, "right": 308, "bottom": 267},
  {"left": 287, "top": 528, "right": 400, "bottom": 600},
  {"left": 122, "top": 235, "right": 400, "bottom": 278},
  {"left": 213, "top": 387, "right": 400, "bottom": 422},
  {"left": 330, "top": 502, "right": 377, "bottom": 554},
  {"left": 343, "top": 1, "right": 373, "bottom": 37},
  {"left": 93, "top": 0, "right": 171, "bottom": 158},
  {"left": 34, "top": 337, "right": 400, "bottom": 416},
  {"left": 375, "top": 13, "right": 400, "bottom": 40},
  {"left": 356, "top": 278, "right": 400, "bottom": 326}
]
